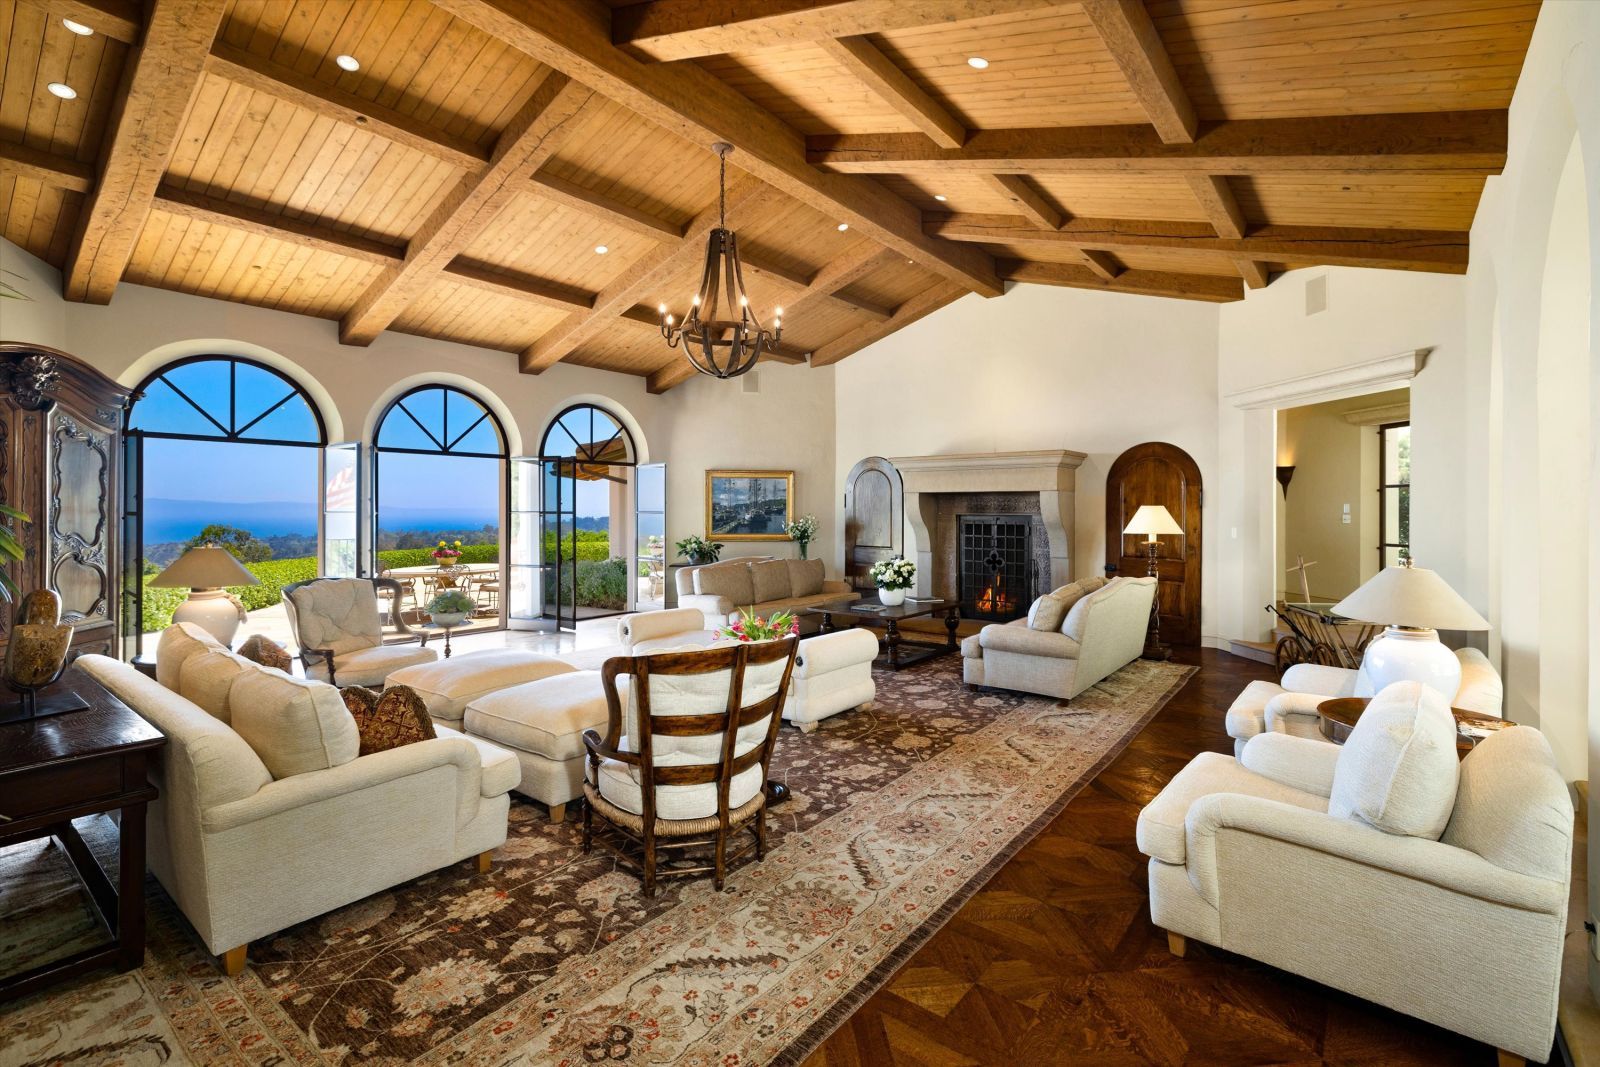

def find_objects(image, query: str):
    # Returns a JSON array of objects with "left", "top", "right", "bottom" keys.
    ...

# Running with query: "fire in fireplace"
[{"left": 959, "top": 515, "right": 1035, "bottom": 621}]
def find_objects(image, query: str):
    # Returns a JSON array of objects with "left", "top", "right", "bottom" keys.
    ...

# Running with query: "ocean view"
[{"left": 143, "top": 498, "right": 502, "bottom": 543}]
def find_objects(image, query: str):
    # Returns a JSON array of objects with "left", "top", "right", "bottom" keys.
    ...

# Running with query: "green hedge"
[
  {"left": 375, "top": 544, "right": 500, "bottom": 570},
  {"left": 541, "top": 531, "right": 611, "bottom": 563},
  {"left": 559, "top": 557, "right": 628, "bottom": 610}
]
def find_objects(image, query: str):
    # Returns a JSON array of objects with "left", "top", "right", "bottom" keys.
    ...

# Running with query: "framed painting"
[{"left": 705, "top": 470, "right": 794, "bottom": 541}]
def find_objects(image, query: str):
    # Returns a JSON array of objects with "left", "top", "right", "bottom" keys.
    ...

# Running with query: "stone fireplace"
[{"left": 889, "top": 450, "right": 1087, "bottom": 619}]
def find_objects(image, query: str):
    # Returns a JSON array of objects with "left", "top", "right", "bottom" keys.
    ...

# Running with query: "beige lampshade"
[
  {"left": 1123, "top": 505, "right": 1184, "bottom": 539},
  {"left": 149, "top": 546, "right": 260, "bottom": 589},
  {"left": 1331, "top": 563, "right": 1489, "bottom": 631}
]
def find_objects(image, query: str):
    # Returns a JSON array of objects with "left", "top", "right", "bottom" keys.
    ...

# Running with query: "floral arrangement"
[
  {"left": 425, "top": 589, "right": 475, "bottom": 617},
  {"left": 645, "top": 533, "right": 665, "bottom": 558},
  {"left": 675, "top": 534, "right": 723, "bottom": 565},
  {"left": 431, "top": 539, "right": 463, "bottom": 562},
  {"left": 869, "top": 556, "right": 916, "bottom": 590},
  {"left": 785, "top": 513, "right": 819, "bottom": 559},
  {"left": 718, "top": 609, "right": 798, "bottom": 643}
]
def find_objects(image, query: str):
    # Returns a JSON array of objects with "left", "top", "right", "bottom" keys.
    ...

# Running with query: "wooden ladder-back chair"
[{"left": 582, "top": 638, "right": 799, "bottom": 897}]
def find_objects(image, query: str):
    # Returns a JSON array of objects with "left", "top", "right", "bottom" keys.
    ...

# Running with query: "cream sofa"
[
  {"left": 1139, "top": 682, "right": 1570, "bottom": 1066},
  {"left": 962, "top": 576, "right": 1156, "bottom": 700},
  {"left": 79, "top": 623, "right": 515, "bottom": 975},
  {"left": 675, "top": 557, "right": 857, "bottom": 630},
  {"left": 1225, "top": 645, "right": 1503, "bottom": 757}
]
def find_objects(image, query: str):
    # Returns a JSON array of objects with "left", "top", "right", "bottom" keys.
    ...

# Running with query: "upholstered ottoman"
[
  {"left": 385, "top": 650, "right": 576, "bottom": 729},
  {"left": 785, "top": 627, "right": 878, "bottom": 732},
  {"left": 462, "top": 671, "right": 612, "bottom": 822}
]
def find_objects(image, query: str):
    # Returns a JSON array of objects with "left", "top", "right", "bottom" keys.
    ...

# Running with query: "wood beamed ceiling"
[{"left": 0, "top": 0, "right": 1537, "bottom": 390}]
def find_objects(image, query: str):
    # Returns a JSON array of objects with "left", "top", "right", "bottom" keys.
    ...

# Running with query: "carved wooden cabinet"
[{"left": 0, "top": 344, "right": 131, "bottom": 660}]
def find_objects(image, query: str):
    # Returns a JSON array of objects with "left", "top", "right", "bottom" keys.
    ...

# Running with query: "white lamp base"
[
  {"left": 1362, "top": 626, "right": 1461, "bottom": 702},
  {"left": 173, "top": 588, "right": 247, "bottom": 647}
]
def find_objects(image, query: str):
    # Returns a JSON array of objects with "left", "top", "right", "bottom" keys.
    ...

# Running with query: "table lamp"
[
  {"left": 1330, "top": 560, "right": 1490, "bottom": 701},
  {"left": 1123, "top": 505, "right": 1183, "bottom": 658},
  {"left": 149, "top": 545, "right": 259, "bottom": 646}
]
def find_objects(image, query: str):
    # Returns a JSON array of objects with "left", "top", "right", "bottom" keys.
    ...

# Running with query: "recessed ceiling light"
[
  {"left": 837, "top": 223, "right": 849, "bottom": 232},
  {"left": 62, "top": 18, "right": 93, "bottom": 35},
  {"left": 46, "top": 82, "right": 77, "bottom": 100},
  {"left": 967, "top": 56, "right": 989, "bottom": 69},
  {"left": 933, "top": 194, "right": 947, "bottom": 202},
  {"left": 594, "top": 245, "right": 609, "bottom": 254},
  {"left": 335, "top": 54, "right": 360, "bottom": 72}
]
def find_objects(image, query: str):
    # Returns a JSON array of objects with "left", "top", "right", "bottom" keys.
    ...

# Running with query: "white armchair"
[
  {"left": 1225, "top": 644, "right": 1502, "bottom": 756},
  {"left": 283, "top": 576, "right": 438, "bottom": 686},
  {"left": 1140, "top": 682, "right": 1571, "bottom": 1066}
]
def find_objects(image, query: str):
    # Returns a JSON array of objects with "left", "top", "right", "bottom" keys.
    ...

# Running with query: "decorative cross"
[{"left": 1286, "top": 555, "right": 1318, "bottom": 604}]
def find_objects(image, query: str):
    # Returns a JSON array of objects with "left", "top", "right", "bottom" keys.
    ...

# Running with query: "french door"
[{"left": 540, "top": 458, "right": 579, "bottom": 631}]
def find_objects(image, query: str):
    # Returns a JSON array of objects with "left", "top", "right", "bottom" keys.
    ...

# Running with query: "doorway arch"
[{"left": 1106, "top": 442, "right": 1202, "bottom": 646}]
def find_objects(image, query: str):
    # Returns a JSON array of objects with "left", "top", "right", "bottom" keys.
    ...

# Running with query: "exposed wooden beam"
[
  {"left": 985, "top": 174, "right": 1063, "bottom": 230},
  {"left": 1185, "top": 175, "right": 1246, "bottom": 240},
  {"left": 742, "top": 252, "right": 893, "bottom": 320},
  {"left": 63, "top": 0, "right": 226, "bottom": 303},
  {"left": 521, "top": 172, "right": 781, "bottom": 372},
  {"left": 19, "top": 0, "right": 140, "bottom": 44},
  {"left": 806, "top": 110, "right": 1509, "bottom": 175},
  {"left": 612, "top": 0, "right": 1064, "bottom": 62},
  {"left": 0, "top": 139, "right": 94, "bottom": 194},
  {"left": 1080, "top": 0, "right": 1196, "bottom": 144},
  {"left": 999, "top": 259, "right": 1243, "bottom": 302},
  {"left": 1235, "top": 259, "right": 1271, "bottom": 289},
  {"left": 1079, "top": 249, "right": 1122, "bottom": 282},
  {"left": 340, "top": 74, "right": 593, "bottom": 345},
  {"left": 433, "top": 0, "right": 1005, "bottom": 298},
  {"left": 445, "top": 259, "right": 595, "bottom": 311},
  {"left": 928, "top": 213, "right": 1470, "bottom": 274},
  {"left": 525, "top": 172, "right": 684, "bottom": 240},
  {"left": 740, "top": 256, "right": 814, "bottom": 290},
  {"left": 810, "top": 283, "right": 966, "bottom": 367},
  {"left": 820, "top": 35, "right": 965, "bottom": 149},
  {"left": 152, "top": 184, "right": 404, "bottom": 265},
  {"left": 206, "top": 42, "right": 490, "bottom": 173}
]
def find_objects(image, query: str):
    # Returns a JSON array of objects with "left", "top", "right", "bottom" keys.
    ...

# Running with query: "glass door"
[
  {"left": 322, "top": 442, "right": 361, "bottom": 577},
  {"left": 540, "top": 458, "right": 579, "bottom": 630},
  {"left": 635, "top": 463, "right": 666, "bottom": 610},
  {"left": 509, "top": 456, "right": 540, "bottom": 629},
  {"left": 121, "top": 431, "right": 143, "bottom": 658}
]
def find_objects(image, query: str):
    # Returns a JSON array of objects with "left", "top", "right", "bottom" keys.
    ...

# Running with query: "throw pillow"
[
  {"left": 237, "top": 633, "right": 292, "bottom": 673},
  {"left": 1026, "top": 593, "right": 1070, "bottom": 631},
  {"left": 1329, "top": 681, "right": 1460, "bottom": 840},
  {"left": 342, "top": 684, "right": 437, "bottom": 757},
  {"left": 785, "top": 558, "right": 826, "bottom": 597},
  {"left": 750, "top": 559, "right": 792, "bottom": 603}
]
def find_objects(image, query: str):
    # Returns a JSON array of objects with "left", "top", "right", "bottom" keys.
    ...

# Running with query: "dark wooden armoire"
[{"left": 0, "top": 343, "right": 131, "bottom": 660}]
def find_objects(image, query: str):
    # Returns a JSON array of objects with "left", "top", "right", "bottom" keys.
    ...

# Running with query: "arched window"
[
  {"left": 125, "top": 356, "right": 326, "bottom": 648},
  {"left": 538, "top": 403, "right": 634, "bottom": 465},
  {"left": 373, "top": 386, "right": 508, "bottom": 630}
]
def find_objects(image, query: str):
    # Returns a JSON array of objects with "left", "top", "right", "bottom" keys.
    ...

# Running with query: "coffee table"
[
  {"left": 806, "top": 599, "right": 960, "bottom": 671},
  {"left": 1316, "top": 696, "right": 1515, "bottom": 758}
]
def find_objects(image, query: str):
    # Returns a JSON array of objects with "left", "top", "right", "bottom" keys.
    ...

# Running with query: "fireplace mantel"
[{"left": 889, "top": 450, "right": 1087, "bottom": 600}]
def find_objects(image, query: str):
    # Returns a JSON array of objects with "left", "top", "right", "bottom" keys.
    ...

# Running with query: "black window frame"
[{"left": 1377, "top": 420, "right": 1410, "bottom": 570}]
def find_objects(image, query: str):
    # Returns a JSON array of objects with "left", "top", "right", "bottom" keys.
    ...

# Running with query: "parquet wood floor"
[{"left": 803, "top": 648, "right": 1509, "bottom": 1067}]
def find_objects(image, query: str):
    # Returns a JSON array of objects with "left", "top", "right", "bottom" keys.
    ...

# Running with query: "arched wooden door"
[
  {"left": 1106, "top": 443, "right": 1202, "bottom": 646},
  {"left": 843, "top": 457, "right": 901, "bottom": 592}
]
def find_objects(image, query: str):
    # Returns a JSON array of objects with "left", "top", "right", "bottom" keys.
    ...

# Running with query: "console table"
[{"left": 0, "top": 668, "right": 165, "bottom": 1001}]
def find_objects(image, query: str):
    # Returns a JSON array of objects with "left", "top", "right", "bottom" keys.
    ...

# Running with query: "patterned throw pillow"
[
  {"left": 237, "top": 633, "right": 292, "bottom": 673},
  {"left": 341, "top": 684, "right": 436, "bottom": 756},
  {"left": 1026, "top": 593, "right": 1071, "bottom": 631}
]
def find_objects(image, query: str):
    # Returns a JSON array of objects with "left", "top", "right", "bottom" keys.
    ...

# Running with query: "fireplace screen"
[{"left": 959, "top": 515, "right": 1034, "bottom": 621}]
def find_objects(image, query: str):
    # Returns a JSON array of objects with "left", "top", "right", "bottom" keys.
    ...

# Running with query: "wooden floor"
[{"left": 803, "top": 647, "right": 1504, "bottom": 1067}]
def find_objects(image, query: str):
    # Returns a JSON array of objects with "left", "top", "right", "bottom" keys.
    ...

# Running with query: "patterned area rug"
[{"left": 2, "top": 656, "right": 1194, "bottom": 1066}]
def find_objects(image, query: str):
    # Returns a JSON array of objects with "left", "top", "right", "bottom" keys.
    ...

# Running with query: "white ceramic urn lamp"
[
  {"left": 1330, "top": 560, "right": 1490, "bottom": 701},
  {"left": 149, "top": 545, "right": 260, "bottom": 647}
]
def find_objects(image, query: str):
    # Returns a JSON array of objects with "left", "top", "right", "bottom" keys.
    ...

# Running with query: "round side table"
[{"left": 1316, "top": 696, "right": 1514, "bottom": 758}]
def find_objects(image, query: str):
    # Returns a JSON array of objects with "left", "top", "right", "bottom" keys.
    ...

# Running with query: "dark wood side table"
[
  {"left": 1316, "top": 696, "right": 1515, "bottom": 759},
  {"left": 0, "top": 666, "right": 166, "bottom": 1002}
]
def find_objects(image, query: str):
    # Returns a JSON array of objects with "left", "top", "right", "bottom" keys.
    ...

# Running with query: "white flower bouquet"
[{"left": 868, "top": 556, "right": 916, "bottom": 591}]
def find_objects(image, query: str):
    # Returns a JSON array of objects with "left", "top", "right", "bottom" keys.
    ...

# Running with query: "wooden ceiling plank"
[
  {"left": 1081, "top": 0, "right": 1197, "bottom": 144},
  {"left": 820, "top": 35, "right": 966, "bottom": 149},
  {"left": 1236, "top": 258, "right": 1271, "bottom": 288},
  {"left": 340, "top": 73, "right": 595, "bottom": 345},
  {"left": 446, "top": 258, "right": 596, "bottom": 311},
  {"left": 0, "top": 139, "right": 94, "bottom": 193},
  {"left": 1185, "top": 174, "right": 1247, "bottom": 239},
  {"left": 62, "top": 0, "right": 227, "bottom": 303},
  {"left": 929, "top": 213, "right": 1469, "bottom": 273},
  {"left": 521, "top": 171, "right": 781, "bottom": 373},
  {"left": 18, "top": 0, "right": 140, "bottom": 44},
  {"left": 525, "top": 170, "right": 685, "bottom": 240},
  {"left": 206, "top": 41, "right": 491, "bottom": 173},
  {"left": 433, "top": 0, "right": 1005, "bottom": 298},
  {"left": 999, "top": 258, "right": 1243, "bottom": 302},
  {"left": 152, "top": 183, "right": 403, "bottom": 265},
  {"left": 985, "top": 174, "right": 1062, "bottom": 230},
  {"left": 613, "top": 0, "right": 1067, "bottom": 62},
  {"left": 1079, "top": 248, "right": 1122, "bottom": 281},
  {"left": 806, "top": 110, "right": 1509, "bottom": 175},
  {"left": 741, "top": 256, "right": 815, "bottom": 290},
  {"left": 809, "top": 283, "right": 966, "bottom": 367}
]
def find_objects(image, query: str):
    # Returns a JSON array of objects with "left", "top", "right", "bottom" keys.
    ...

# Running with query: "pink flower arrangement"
[{"left": 718, "top": 609, "right": 799, "bottom": 642}]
